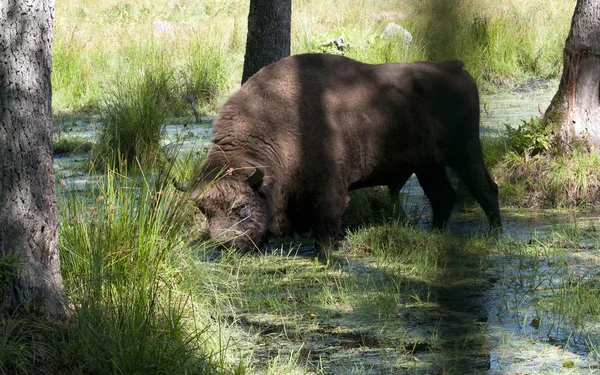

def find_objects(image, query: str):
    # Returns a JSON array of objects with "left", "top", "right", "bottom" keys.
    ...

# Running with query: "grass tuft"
[
  {"left": 53, "top": 157, "right": 243, "bottom": 374},
  {"left": 495, "top": 150, "right": 600, "bottom": 208},
  {"left": 93, "top": 61, "right": 174, "bottom": 169}
]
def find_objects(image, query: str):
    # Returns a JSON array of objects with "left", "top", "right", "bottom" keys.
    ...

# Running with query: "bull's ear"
[{"left": 246, "top": 160, "right": 265, "bottom": 189}]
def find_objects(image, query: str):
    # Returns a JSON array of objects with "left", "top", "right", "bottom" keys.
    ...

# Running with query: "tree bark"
[
  {"left": 241, "top": 0, "right": 292, "bottom": 85},
  {"left": 0, "top": 0, "right": 68, "bottom": 318},
  {"left": 545, "top": 0, "right": 600, "bottom": 153}
]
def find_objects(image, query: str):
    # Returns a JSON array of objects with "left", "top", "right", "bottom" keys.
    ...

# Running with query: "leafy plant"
[{"left": 505, "top": 117, "right": 553, "bottom": 156}]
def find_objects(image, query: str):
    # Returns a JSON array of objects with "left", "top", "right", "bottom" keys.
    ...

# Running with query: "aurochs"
[{"left": 174, "top": 53, "right": 502, "bottom": 251}]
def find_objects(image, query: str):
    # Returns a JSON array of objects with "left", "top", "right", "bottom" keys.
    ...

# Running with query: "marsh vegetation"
[{"left": 3, "top": 0, "right": 600, "bottom": 374}]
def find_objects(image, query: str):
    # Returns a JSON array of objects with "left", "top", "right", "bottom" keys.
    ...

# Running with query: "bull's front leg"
[{"left": 310, "top": 189, "right": 348, "bottom": 252}]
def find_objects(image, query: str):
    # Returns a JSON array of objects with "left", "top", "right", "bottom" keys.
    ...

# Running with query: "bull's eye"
[{"left": 233, "top": 202, "right": 251, "bottom": 217}]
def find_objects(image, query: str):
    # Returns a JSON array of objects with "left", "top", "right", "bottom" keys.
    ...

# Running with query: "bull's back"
[{"left": 212, "top": 54, "right": 479, "bottom": 183}]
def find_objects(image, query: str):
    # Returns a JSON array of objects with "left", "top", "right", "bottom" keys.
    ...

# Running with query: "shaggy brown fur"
[{"left": 176, "top": 53, "right": 502, "bottom": 251}]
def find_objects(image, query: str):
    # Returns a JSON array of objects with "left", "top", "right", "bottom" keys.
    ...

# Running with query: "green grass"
[
  {"left": 52, "top": 0, "right": 575, "bottom": 116},
  {"left": 341, "top": 187, "right": 406, "bottom": 229},
  {"left": 490, "top": 147, "right": 600, "bottom": 208},
  {"left": 0, "top": 317, "right": 53, "bottom": 375},
  {"left": 11, "top": 158, "right": 244, "bottom": 374},
  {"left": 53, "top": 134, "right": 94, "bottom": 155},
  {"left": 2, "top": 158, "right": 249, "bottom": 373},
  {"left": 404, "top": 0, "right": 571, "bottom": 87},
  {"left": 479, "top": 112, "right": 600, "bottom": 209},
  {"left": 92, "top": 57, "right": 174, "bottom": 169},
  {"left": 6, "top": 150, "right": 600, "bottom": 373},
  {"left": 206, "top": 223, "right": 495, "bottom": 373},
  {"left": 183, "top": 41, "right": 236, "bottom": 114},
  {"left": 204, "top": 218, "right": 600, "bottom": 373}
]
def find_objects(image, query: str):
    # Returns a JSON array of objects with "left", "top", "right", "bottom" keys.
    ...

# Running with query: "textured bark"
[
  {"left": 241, "top": 0, "right": 291, "bottom": 84},
  {"left": 545, "top": 0, "right": 600, "bottom": 152},
  {"left": 0, "top": 0, "right": 68, "bottom": 318}
]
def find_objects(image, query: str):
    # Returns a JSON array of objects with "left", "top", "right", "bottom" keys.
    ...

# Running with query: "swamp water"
[{"left": 53, "top": 84, "right": 600, "bottom": 374}]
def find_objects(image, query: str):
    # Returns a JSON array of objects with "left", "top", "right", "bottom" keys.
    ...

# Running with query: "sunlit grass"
[
  {"left": 53, "top": 0, "right": 575, "bottom": 114},
  {"left": 53, "top": 157, "right": 246, "bottom": 374},
  {"left": 492, "top": 149, "right": 600, "bottom": 208},
  {"left": 93, "top": 59, "right": 173, "bottom": 169}
]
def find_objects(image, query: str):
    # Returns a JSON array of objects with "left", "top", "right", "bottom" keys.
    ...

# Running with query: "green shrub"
[{"left": 504, "top": 117, "right": 553, "bottom": 156}]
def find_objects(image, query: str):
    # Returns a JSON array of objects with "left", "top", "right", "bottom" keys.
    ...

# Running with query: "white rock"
[{"left": 380, "top": 23, "right": 412, "bottom": 44}]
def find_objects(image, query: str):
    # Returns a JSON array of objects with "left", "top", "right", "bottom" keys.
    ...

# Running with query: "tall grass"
[
  {"left": 52, "top": 0, "right": 575, "bottom": 115},
  {"left": 93, "top": 60, "right": 173, "bottom": 169},
  {"left": 405, "top": 0, "right": 573, "bottom": 86},
  {"left": 492, "top": 149, "right": 600, "bottom": 208},
  {"left": 183, "top": 41, "right": 234, "bottom": 114},
  {"left": 52, "top": 25, "right": 103, "bottom": 112},
  {"left": 54, "top": 161, "right": 243, "bottom": 374}
]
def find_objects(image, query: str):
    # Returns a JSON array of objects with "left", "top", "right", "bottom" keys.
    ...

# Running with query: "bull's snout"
[{"left": 210, "top": 226, "right": 256, "bottom": 252}]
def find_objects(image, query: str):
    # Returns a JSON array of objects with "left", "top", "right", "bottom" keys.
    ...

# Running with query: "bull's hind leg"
[
  {"left": 451, "top": 161, "right": 502, "bottom": 230},
  {"left": 416, "top": 166, "right": 456, "bottom": 229}
]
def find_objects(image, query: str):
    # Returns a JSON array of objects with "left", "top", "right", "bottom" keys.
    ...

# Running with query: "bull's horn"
[
  {"left": 173, "top": 179, "right": 190, "bottom": 192},
  {"left": 246, "top": 160, "right": 265, "bottom": 188}
]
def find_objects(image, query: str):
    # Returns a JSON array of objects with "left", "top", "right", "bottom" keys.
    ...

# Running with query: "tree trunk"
[
  {"left": 241, "top": 0, "right": 292, "bottom": 84},
  {"left": 0, "top": 0, "right": 68, "bottom": 318},
  {"left": 545, "top": 0, "right": 600, "bottom": 153}
]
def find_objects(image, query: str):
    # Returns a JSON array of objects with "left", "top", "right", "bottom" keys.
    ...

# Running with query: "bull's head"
[{"left": 175, "top": 161, "right": 269, "bottom": 251}]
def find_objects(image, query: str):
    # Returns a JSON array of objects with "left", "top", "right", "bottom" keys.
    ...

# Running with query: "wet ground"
[
  {"left": 53, "top": 83, "right": 600, "bottom": 374},
  {"left": 243, "top": 185, "right": 600, "bottom": 375}
]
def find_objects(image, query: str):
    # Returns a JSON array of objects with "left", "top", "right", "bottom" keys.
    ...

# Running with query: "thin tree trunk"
[
  {"left": 0, "top": 0, "right": 68, "bottom": 318},
  {"left": 545, "top": 0, "right": 600, "bottom": 153},
  {"left": 241, "top": 0, "right": 291, "bottom": 84}
]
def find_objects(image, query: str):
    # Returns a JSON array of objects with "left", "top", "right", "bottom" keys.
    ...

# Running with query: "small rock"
[
  {"left": 320, "top": 36, "right": 353, "bottom": 51},
  {"left": 380, "top": 23, "right": 412, "bottom": 44}
]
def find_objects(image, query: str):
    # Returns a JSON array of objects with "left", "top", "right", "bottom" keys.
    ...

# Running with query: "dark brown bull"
[{"left": 175, "top": 53, "right": 501, "bottom": 251}]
